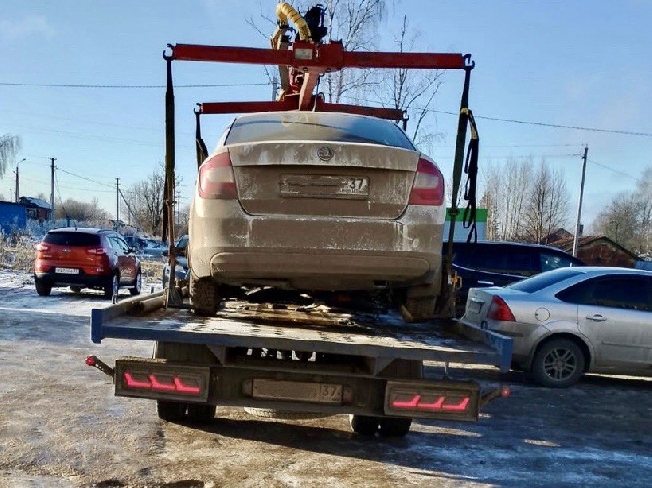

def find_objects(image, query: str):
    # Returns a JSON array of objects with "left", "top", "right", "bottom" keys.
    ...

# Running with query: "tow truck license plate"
[
  {"left": 252, "top": 379, "right": 343, "bottom": 404},
  {"left": 55, "top": 267, "right": 79, "bottom": 274}
]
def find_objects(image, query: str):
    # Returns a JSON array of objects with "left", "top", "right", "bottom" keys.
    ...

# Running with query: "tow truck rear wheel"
[
  {"left": 157, "top": 401, "right": 187, "bottom": 422},
  {"left": 190, "top": 275, "right": 219, "bottom": 316},
  {"left": 349, "top": 414, "right": 379, "bottom": 436},
  {"left": 379, "top": 417, "right": 412, "bottom": 437},
  {"left": 186, "top": 404, "right": 216, "bottom": 425}
]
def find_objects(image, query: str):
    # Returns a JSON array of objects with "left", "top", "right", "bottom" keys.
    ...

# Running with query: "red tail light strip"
[
  {"left": 392, "top": 394, "right": 471, "bottom": 411},
  {"left": 123, "top": 372, "right": 201, "bottom": 396}
]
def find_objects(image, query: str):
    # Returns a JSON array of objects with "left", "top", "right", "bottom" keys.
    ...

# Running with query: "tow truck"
[{"left": 86, "top": 3, "right": 510, "bottom": 437}]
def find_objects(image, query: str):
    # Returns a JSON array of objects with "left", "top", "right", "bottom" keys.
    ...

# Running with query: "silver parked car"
[{"left": 460, "top": 267, "right": 652, "bottom": 387}]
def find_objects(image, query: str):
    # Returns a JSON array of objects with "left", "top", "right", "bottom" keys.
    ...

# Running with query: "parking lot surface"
[{"left": 1, "top": 271, "right": 651, "bottom": 487}]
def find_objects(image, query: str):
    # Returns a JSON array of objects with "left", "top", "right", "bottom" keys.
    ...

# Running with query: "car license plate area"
[
  {"left": 279, "top": 174, "right": 369, "bottom": 199},
  {"left": 252, "top": 379, "right": 343, "bottom": 404},
  {"left": 55, "top": 267, "right": 79, "bottom": 274},
  {"left": 384, "top": 380, "right": 480, "bottom": 421},
  {"left": 468, "top": 299, "right": 483, "bottom": 314}
]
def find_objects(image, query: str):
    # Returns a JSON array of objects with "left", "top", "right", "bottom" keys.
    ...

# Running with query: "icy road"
[{"left": 0, "top": 270, "right": 651, "bottom": 487}]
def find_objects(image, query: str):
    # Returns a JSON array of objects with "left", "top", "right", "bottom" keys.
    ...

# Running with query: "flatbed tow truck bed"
[{"left": 91, "top": 293, "right": 511, "bottom": 371}]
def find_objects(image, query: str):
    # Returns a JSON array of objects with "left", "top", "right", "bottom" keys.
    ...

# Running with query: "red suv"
[{"left": 34, "top": 228, "right": 142, "bottom": 298}]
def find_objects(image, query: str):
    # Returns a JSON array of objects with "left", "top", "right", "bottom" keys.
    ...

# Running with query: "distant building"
[
  {"left": 0, "top": 201, "right": 28, "bottom": 234},
  {"left": 18, "top": 196, "right": 52, "bottom": 221},
  {"left": 547, "top": 235, "right": 639, "bottom": 268}
]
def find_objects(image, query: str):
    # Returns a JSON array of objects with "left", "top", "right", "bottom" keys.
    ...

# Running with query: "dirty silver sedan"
[
  {"left": 460, "top": 267, "right": 652, "bottom": 387},
  {"left": 188, "top": 111, "right": 446, "bottom": 319}
]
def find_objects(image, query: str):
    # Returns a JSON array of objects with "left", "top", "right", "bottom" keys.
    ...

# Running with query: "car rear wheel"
[
  {"left": 104, "top": 273, "right": 119, "bottom": 299},
  {"left": 531, "top": 338, "right": 585, "bottom": 388},
  {"left": 35, "top": 279, "right": 52, "bottom": 297},
  {"left": 401, "top": 283, "right": 438, "bottom": 322},
  {"left": 130, "top": 270, "right": 142, "bottom": 296},
  {"left": 190, "top": 275, "right": 219, "bottom": 316}
]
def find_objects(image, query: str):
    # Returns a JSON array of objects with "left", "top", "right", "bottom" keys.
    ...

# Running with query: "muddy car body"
[{"left": 188, "top": 111, "right": 445, "bottom": 318}]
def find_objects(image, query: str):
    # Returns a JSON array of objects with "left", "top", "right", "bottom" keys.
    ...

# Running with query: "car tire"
[
  {"left": 531, "top": 338, "right": 585, "bottom": 388},
  {"left": 349, "top": 414, "right": 379, "bottom": 436},
  {"left": 35, "top": 279, "right": 52, "bottom": 297},
  {"left": 130, "top": 270, "right": 142, "bottom": 296},
  {"left": 190, "top": 275, "right": 219, "bottom": 316},
  {"left": 104, "top": 273, "right": 119, "bottom": 299},
  {"left": 379, "top": 417, "right": 412, "bottom": 438},
  {"left": 401, "top": 283, "right": 438, "bottom": 322}
]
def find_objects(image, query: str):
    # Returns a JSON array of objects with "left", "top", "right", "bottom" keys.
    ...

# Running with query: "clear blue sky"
[{"left": 1, "top": 0, "right": 651, "bottom": 230}]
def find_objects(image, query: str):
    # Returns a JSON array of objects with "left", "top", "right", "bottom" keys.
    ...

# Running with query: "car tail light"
[
  {"left": 408, "top": 157, "right": 445, "bottom": 206},
  {"left": 487, "top": 296, "right": 516, "bottom": 322},
  {"left": 86, "top": 247, "right": 106, "bottom": 255},
  {"left": 198, "top": 151, "right": 237, "bottom": 199},
  {"left": 36, "top": 243, "right": 50, "bottom": 252}
]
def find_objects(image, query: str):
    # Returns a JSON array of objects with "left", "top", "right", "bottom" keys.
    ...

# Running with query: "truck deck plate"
[{"left": 91, "top": 296, "right": 512, "bottom": 370}]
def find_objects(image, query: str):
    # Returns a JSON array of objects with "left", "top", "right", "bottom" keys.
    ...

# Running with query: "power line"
[
  {"left": 0, "top": 82, "right": 270, "bottom": 89},
  {"left": 55, "top": 167, "right": 115, "bottom": 189},
  {"left": 587, "top": 158, "right": 638, "bottom": 180}
]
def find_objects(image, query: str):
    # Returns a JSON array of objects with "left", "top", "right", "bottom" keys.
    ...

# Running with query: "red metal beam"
[
  {"left": 170, "top": 43, "right": 467, "bottom": 71},
  {"left": 199, "top": 98, "right": 405, "bottom": 121}
]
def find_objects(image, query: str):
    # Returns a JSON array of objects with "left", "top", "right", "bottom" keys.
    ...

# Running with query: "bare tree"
[
  {"left": 480, "top": 158, "right": 533, "bottom": 241},
  {"left": 592, "top": 166, "right": 652, "bottom": 255},
  {"left": 371, "top": 15, "right": 443, "bottom": 148},
  {"left": 123, "top": 166, "right": 166, "bottom": 236},
  {"left": 521, "top": 161, "right": 570, "bottom": 243},
  {"left": 54, "top": 198, "right": 108, "bottom": 224},
  {"left": 0, "top": 134, "right": 21, "bottom": 178}
]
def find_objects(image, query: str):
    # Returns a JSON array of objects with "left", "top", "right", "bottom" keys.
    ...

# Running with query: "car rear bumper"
[
  {"left": 189, "top": 200, "right": 444, "bottom": 289},
  {"left": 35, "top": 271, "right": 110, "bottom": 288},
  {"left": 206, "top": 250, "right": 433, "bottom": 290}
]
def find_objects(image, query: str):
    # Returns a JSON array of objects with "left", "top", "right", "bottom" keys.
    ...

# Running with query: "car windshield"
[
  {"left": 507, "top": 268, "right": 586, "bottom": 293},
  {"left": 223, "top": 112, "right": 416, "bottom": 150},
  {"left": 44, "top": 232, "right": 100, "bottom": 247}
]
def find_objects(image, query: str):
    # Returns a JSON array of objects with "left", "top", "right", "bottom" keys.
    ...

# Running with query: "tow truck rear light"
[
  {"left": 487, "top": 296, "right": 515, "bottom": 322},
  {"left": 198, "top": 151, "right": 237, "bottom": 199},
  {"left": 123, "top": 372, "right": 202, "bottom": 395},
  {"left": 385, "top": 380, "right": 480, "bottom": 421},
  {"left": 408, "top": 157, "right": 445, "bottom": 206}
]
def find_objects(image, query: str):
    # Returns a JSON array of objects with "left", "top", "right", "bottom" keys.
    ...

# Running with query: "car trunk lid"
[{"left": 228, "top": 141, "right": 420, "bottom": 219}]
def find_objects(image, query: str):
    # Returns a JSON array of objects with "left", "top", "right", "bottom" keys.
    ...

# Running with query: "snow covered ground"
[{"left": 1, "top": 269, "right": 651, "bottom": 487}]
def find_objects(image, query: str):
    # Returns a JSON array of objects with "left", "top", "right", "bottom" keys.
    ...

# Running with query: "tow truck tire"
[
  {"left": 157, "top": 401, "right": 187, "bottom": 422},
  {"left": 35, "top": 279, "right": 52, "bottom": 296},
  {"left": 349, "top": 414, "right": 379, "bottom": 436},
  {"left": 379, "top": 417, "right": 412, "bottom": 437},
  {"left": 187, "top": 404, "right": 216, "bottom": 425},
  {"left": 190, "top": 275, "right": 219, "bottom": 316}
]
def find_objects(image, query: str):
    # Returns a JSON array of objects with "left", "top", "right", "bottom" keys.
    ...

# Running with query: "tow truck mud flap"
[
  {"left": 384, "top": 379, "right": 480, "bottom": 422},
  {"left": 114, "top": 358, "right": 210, "bottom": 403}
]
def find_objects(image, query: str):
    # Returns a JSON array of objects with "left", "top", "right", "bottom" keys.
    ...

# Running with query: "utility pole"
[
  {"left": 50, "top": 157, "right": 56, "bottom": 221},
  {"left": 14, "top": 158, "right": 25, "bottom": 202},
  {"left": 271, "top": 76, "right": 278, "bottom": 101},
  {"left": 115, "top": 177, "right": 120, "bottom": 229},
  {"left": 572, "top": 145, "right": 589, "bottom": 257}
]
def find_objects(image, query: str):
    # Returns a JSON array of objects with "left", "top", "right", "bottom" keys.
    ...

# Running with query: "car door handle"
[{"left": 586, "top": 315, "right": 607, "bottom": 322}]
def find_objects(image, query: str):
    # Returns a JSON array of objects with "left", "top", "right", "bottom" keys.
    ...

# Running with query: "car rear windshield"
[
  {"left": 223, "top": 112, "right": 416, "bottom": 150},
  {"left": 44, "top": 232, "right": 101, "bottom": 247},
  {"left": 507, "top": 268, "right": 586, "bottom": 293}
]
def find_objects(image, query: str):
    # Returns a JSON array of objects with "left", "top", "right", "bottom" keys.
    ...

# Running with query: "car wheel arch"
[{"left": 528, "top": 332, "right": 592, "bottom": 373}]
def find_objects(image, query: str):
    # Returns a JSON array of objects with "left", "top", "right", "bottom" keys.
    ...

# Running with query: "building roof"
[
  {"left": 548, "top": 235, "right": 639, "bottom": 259},
  {"left": 18, "top": 196, "right": 51, "bottom": 210}
]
